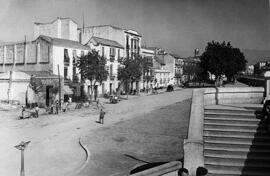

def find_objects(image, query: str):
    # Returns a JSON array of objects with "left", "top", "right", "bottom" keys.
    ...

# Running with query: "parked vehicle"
[{"left": 109, "top": 95, "right": 119, "bottom": 104}]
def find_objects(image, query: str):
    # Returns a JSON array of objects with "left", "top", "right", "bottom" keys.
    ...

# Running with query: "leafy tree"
[
  {"left": 118, "top": 55, "right": 146, "bottom": 98},
  {"left": 77, "top": 50, "right": 108, "bottom": 101},
  {"left": 200, "top": 41, "right": 246, "bottom": 86}
]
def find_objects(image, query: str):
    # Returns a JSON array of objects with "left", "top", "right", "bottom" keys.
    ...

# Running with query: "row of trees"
[
  {"left": 185, "top": 41, "right": 247, "bottom": 86},
  {"left": 77, "top": 51, "right": 151, "bottom": 101}
]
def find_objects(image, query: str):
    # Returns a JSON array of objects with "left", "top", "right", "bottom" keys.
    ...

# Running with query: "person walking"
[
  {"left": 35, "top": 104, "right": 39, "bottom": 118},
  {"left": 55, "top": 100, "right": 59, "bottom": 114},
  {"left": 99, "top": 109, "right": 106, "bottom": 124}
]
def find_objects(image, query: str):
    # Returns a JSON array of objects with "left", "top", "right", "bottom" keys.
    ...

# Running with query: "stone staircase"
[{"left": 203, "top": 106, "right": 270, "bottom": 176}]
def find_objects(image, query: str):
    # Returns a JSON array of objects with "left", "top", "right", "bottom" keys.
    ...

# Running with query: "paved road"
[{"left": 0, "top": 88, "right": 192, "bottom": 176}]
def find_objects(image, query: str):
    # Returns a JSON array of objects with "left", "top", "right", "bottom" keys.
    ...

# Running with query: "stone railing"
[{"left": 183, "top": 87, "right": 265, "bottom": 176}]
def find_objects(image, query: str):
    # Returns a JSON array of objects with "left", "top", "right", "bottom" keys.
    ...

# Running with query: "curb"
[{"left": 74, "top": 136, "right": 90, "bottom": 175}]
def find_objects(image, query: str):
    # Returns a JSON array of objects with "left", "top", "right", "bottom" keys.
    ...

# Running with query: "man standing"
[
  {"left": 99, "top": 109, "right": 106, "bottom": 124},
  {"left": 55, "top": 100, "right": 59, "bottom": 114}
]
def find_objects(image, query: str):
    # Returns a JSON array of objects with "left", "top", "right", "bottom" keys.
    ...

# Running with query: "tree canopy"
[
  {"left": 77, "top": 50, "right": 108, "bottom": 100},
  {"left": 200, "top": 41, "right": 247, "bottom": 83}
]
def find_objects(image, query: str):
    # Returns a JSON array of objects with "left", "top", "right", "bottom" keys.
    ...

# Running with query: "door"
[
  {"left": 110, "top": 83, "right": 112, "bottom": 95},
  {"left": 46, "top": 86, "right": 53, "bottom": 107}
]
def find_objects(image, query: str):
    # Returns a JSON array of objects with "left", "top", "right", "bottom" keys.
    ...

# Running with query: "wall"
[
  {"left": 0, "top": 40, "right": 52, "bottom": 73},
  {"left": 34, "top": 19, "right": 60, "bottom": 39}
]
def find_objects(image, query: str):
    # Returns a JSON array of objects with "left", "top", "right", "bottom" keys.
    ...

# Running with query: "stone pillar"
[{"left": 264, "top": 71, "right": 270, "bottom": 97}]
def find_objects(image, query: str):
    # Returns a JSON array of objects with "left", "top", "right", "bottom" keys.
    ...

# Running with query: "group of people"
[
  {"left": 49, "top": 100, "right": 70, "bottom": 114},
  {"left": 178, "top": 167, "right": 208, "bottom": 176}
]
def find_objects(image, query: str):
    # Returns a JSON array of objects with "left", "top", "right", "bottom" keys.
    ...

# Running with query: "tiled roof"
[
  {"left": 38, "top": 35, "right": 90, "bottom": 50},
  {"left": 89, "top": 36, "right": 124, "bottom": 49}
]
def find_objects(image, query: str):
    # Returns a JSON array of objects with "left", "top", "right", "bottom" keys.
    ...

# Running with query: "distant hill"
[{"left": 242, "top": 49, "right": 270, "bottom": 65}]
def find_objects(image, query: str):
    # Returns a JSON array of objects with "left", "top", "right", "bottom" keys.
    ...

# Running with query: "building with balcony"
[
  {"left": 141, "top": 47, "right": 155, "bottom": 91},
  {"left": 169, "top": 54, "right": 184, "bottom": 86},
  {"left": 78, "top": 25, "right": 142, "bottom": 59},
  {"left": 85, "top": 36, "right": 124, "bottom": 96},
  {"left": 0, "top": 35, "right": 90, "bottom": 105}
]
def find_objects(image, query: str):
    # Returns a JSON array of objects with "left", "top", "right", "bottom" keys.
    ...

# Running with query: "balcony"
[
  {"left": 110, "top": 56, "right": 115, "bottom": 62},
  {"left": 110, "top": 75, "right": 115, "bottom": 80}
]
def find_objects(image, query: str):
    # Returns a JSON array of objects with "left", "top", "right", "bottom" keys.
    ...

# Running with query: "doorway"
[{"left": 46, "top": 85, "right": 53, "bottom": 107}]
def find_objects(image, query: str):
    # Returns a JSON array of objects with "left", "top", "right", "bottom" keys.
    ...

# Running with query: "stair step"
[
  {"left": 204, "top": 127, "right": 268, "bottom": 133},
  {"left": 205, "top": 156, "right": 270, "bottom": 167},
  {"left": 204, "top": 129, "right": 269, "bottom": 138},
  {"left": 205, "top": 142, "right": 270, "bottom": 152},
  {"left": 204, "top": 118, "right": 261, "bottom": 125},
  {"left": 204, "top": 108, "right": 257, "bottom": 114},
  {"left": 205, "top": 116, "right": 260, "bottom": 122},
  {"left": 205, "top": 123, "right": 265, "bottom": 131},
  {"left": 204, "top": 136, "right": 270, "bottom": 144},
  {"left": 205, "top": 164, "right": 270, "bottom": 175},
  {"left": 204, "top": 112, "right": 255, "bottom": 118},
  {"left": 207, "top": 174, "right": 253, "bottom": 176},
  {"left": 204, "top": 150, "right": 270, "bottom": 160}
]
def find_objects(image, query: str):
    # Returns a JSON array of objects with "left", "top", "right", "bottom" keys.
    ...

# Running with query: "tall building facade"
[{"left": 78, "top": 25, "right": 142, "bottom": 59}]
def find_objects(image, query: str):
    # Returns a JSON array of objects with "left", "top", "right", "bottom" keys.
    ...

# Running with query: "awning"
[{"left": 63, "top": 85, "right": 73, "bottom": 95}]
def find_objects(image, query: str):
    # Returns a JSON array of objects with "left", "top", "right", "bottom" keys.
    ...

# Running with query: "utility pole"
[
  {"left": 14, "top": 141, "right": 31, "bottom": 176},
  {"left": 58, "top": 65, "right": 61, "bottom": 108}
]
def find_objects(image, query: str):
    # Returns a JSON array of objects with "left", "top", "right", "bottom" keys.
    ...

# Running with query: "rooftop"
[
  {"left": 38, "top": 35, "right": 90, "bottom": 50},
  {"left": 35, "top": 17, "right": 77, "bottom": 25},
  {"left": 88, "top": 36, "right": 124, "bottom": 49}
]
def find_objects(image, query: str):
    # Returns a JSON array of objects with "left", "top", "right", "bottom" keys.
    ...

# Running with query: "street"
[{"left": 0, "top": 88, "right": 192, "bottom": 176}]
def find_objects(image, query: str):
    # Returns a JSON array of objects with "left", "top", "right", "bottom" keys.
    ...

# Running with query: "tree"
[
  {"left": 77, "top": 50, "right": 108, "bottom": 101},
  {"left": 118, "top": 55, "right": 145, "bottom": 98},
  {"left": 200, "top": 41, "right": 247, "bottom": 86}
]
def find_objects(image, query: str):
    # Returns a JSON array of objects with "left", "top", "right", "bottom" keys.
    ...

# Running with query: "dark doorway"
[
  {"left": 94, "top": 85, "right": 98, "bottom": 101},
  {"left": 46, "top": 86, "right": 53, "bottom": 107},
  {"left": 110, "top": 83, "right": 112, "bottom": 95}
]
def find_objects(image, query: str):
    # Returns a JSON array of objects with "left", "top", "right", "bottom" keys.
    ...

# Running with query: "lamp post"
[{"left": 14, "top": 141, "right": 31, "bottom": 176}]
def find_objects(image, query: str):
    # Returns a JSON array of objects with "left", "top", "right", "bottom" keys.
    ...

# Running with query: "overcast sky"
[{"left": 0, "top": 0, "right": 269, "bottom": 55}]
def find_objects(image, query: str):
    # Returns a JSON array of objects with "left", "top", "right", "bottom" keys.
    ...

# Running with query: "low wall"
[
  {"left": 204, "top": 87, "right": 264, "bottom": 105},
  {"left": 183, "top": 87, "right": 264, "bottom": 176},
  {"left": 129, "top": 161, "right": 182, "bottom": 176}
]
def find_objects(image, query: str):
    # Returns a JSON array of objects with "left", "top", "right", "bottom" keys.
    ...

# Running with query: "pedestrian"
[
  {"left": 21, "top": 106, "right": 26, "bottom": 118},
  {"left": 96, "top": 99, "right": 100, "bottom": 109},
  {"left": 50, "top": 103, "right": 54, "bottom": 114},
  {"left": 196, "top": 167, "right": 208, "bottom": 176},
  {"left": 55, "top": 100, "right": 59, "bottom": 114},
  {"left": 178, "top": 168, "right": 189, "bottom": 176},
  {"left": 62, "top": 102, "right": 68, "bottom": 112},
  {"left": 99, "top": 109, "right": 106, "bottom": 124},
  {"left": 35, "top": 103, "right": 39, "bottom": 118}
]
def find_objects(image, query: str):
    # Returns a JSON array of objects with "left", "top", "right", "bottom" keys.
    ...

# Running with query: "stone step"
[
  {"left": 207, "top": 174, "right": 253, "bottom": 176},
  {"left": 204, "top": 123, "right": 266, "bottom": 131},
  {"left": 205, "top": 156, "right": 270, "bottom": 168},
  {"left": 204, "top": 150, "right": 270, "bottom": 160},
  {"left": 204, "top": 127, "right": 267, "bottom": 133},
  {"left": 204, "top": 108, "right": 257, "bottom": 115},
  {"left": 205, "top": 142, "right": 270, "bottom": 152},
  {"left": 205, "top": 164, "right": 270, "bottom": 175},
  {"left": 204, "top": 112, "right": 256, "bottom": 119},
  {"left": 204, "top": 130, "right": 270, "bottom": 139},
  {"left": 204, "top": 136, "right": 270, "bottom": 145},
  {"left": 204, "top": 118, "right": 261, "bottom": 125},
  {"left": 205, "top": 116, "right": 260, "bottom": 122}
]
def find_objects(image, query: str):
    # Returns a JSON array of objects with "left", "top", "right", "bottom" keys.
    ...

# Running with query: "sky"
[{"left": 0, "top": 0, "right": 269, "bottom": 56}]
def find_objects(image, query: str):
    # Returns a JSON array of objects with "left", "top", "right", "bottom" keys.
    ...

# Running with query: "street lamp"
[{"left": 14, "top": 141, "right": 31, "bottom": 176}]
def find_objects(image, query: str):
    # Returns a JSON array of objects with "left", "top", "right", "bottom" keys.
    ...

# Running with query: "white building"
[
  {"left": 78, "top": 25, "right": 142, "bottom": 59},
  {"left": 0, "top": 35, "right": 90, "bottom": 105},
  {"left": 85, "top": 36, "right": 124, "bottom": 96},
  {"left": 141, "top": 47, "right": 155, "bottom": 91}
]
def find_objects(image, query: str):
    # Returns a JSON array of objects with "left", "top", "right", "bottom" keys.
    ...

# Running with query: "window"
[
  {"left": 110, "top": 64, "right": 113, "bottom": 76},
  {"left": 64, "top": 49, "right": 70, "bottom": 65},
  {"left": 64, "top": 67, "right": 68, "bottom": 80},
  {"left": 110, "top": 48, "right": 115, "bottom": 56},
  {"left": 102, "top": 47, "right": 105, "bottom": 57},
  {"left": 118, "top": 49, "right": 120, "bottom": 60},
  {"left": 126, "top": 36, "right": 129, "bottom": 49}
]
